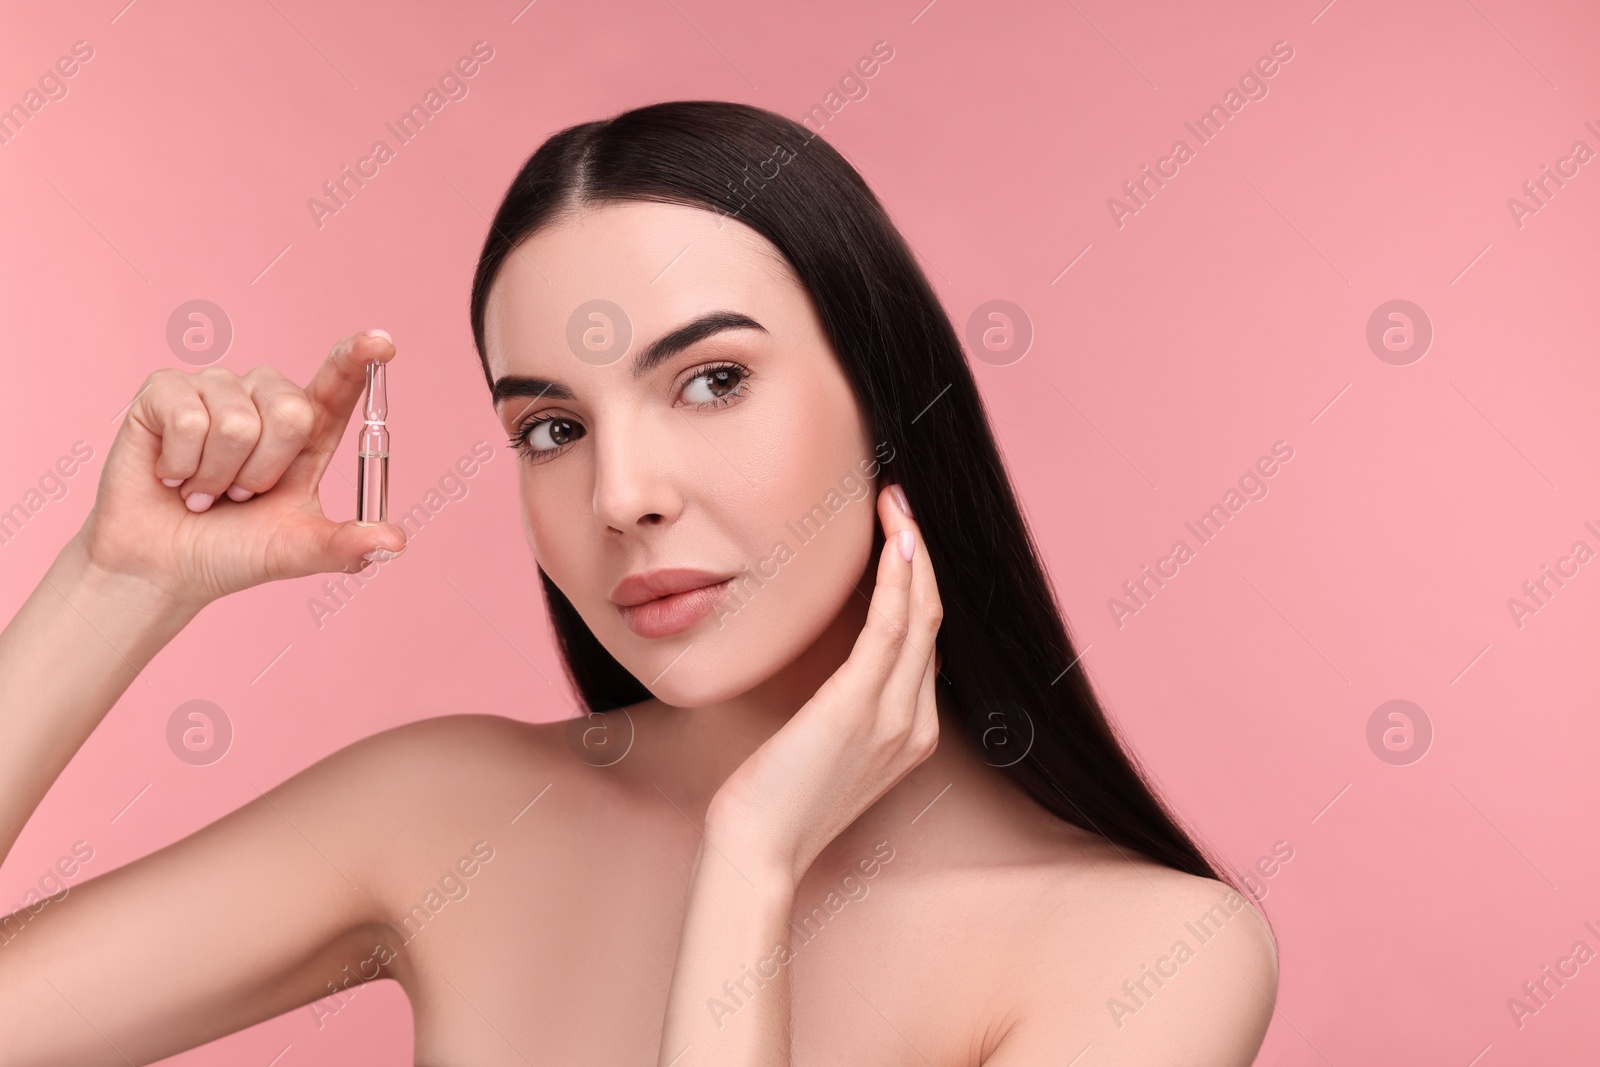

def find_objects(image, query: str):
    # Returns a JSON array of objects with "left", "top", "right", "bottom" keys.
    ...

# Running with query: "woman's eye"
[
  {"left": 681, "top": 364, "right": 749, "bottom": 407},
  {"left": 515, "top": 416, "right": 586, "bottom": 455}
]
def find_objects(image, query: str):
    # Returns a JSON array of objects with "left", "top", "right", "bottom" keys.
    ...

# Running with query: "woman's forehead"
[{"left": 484, "top": 201, "right": 800, "bottom": 378}]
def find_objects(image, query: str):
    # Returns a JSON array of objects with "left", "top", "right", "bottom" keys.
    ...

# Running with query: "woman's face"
[{"left": 482, "top": 199, "right": 885, "bottom": 707}]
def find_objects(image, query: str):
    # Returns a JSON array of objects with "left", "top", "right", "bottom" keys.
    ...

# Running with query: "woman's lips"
[{"left": 617, "top": 577, "right": 734, "bottom": 638}]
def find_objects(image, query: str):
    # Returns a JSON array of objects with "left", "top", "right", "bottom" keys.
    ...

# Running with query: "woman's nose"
[{"left": 591, "top": 409, "right": 685, "bottom": 533}]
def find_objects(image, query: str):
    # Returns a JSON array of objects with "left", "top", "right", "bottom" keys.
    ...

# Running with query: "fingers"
[
  {"left": 131, "top": 331, "right": 391, "bottom": 514},
  {"left": 875, "top": 487, "right": 942, "bottom": 724},
  {"left": 132, "top": 370, "right": 211, "bottom": 488},
  {"left": 845, "top": 484, "right": 943, "bottom": 725},
  {"left": 906, "top": 641, "right": 941, "bottom": 757},
  {"left": 176, "top": 369, "right": 263, "bottom": 511},
  {"left": 303, "top": 330, "right": 394, "bottom": 457},
  {"left": 231, "top": 368, "right": 316, "bottom": 500}
]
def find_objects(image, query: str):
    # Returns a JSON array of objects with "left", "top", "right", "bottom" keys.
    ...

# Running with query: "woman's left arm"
[{"left": 656, "top": 484, "right": 942, "bottom": 1065}]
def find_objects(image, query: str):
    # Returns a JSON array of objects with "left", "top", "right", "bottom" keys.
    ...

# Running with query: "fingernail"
[
  {"left": 890, "top": 484, "right": 913, "bottom": 518},
  {"left": 898, "top": 528, "right": 914, "bottom": 561},
  {"left": 362, "top": 549, "right": 399, "bottom": 562},
  {"left": 365, "top": 328, "right": 393, "bottom": 344},
  {"left": 161, "top": 477, "right": 184, "bottom": 488},
  {"left": 185, "top": 492, "right": 215, "bottom": 513},
  {"left": 225, "top": 485, "right": 254, "bottom": 502}
]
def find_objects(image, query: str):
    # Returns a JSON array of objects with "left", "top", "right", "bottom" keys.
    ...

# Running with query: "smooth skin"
[{"left": 0, "top": 204, "right": 1277, "bottom": 1065}]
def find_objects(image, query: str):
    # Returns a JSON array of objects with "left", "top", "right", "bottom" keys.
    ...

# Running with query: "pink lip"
[
  {"left": 616, "top": 577, "right": 734, "bottom": 639},
  {"left": 610, "top": 568, "right": 735, "bottom": 639}
]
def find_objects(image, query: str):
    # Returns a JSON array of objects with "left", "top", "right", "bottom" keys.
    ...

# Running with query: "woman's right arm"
[{"left": 0, "top": 332, "right": 409, "bottom": 1064}]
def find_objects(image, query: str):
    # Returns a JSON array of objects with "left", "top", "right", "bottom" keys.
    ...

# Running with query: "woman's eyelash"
[{"left": 506, "top": 360, "right": 754, "bottom": 460}]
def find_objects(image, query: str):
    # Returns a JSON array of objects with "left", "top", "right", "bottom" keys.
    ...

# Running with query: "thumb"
[{"left": 303, "top": 518, "right": 409, "bottom": 575}]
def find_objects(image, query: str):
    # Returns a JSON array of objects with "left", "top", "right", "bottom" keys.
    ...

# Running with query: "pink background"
[{"left": 3, "top": 0, "right": 1598, "bottom": 1063}]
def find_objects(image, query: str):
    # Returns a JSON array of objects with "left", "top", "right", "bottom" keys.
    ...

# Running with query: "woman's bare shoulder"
[
  {"left": 975, "top": 832, "right": 1279, "bottom": 1065},
  {"left": 305, "top": 712, "right": 586, "bottom": 815},
  {"left": 268, "top": 713, "right": 595, "bottom": 875}
]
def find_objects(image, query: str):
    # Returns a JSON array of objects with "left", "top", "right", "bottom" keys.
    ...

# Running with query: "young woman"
[{"left": 0, "top": 101, "right": 1277, "bottom": 1064}]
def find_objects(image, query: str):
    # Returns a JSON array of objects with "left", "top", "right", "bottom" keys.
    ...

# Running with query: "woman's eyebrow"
[{"left": 490, "top": 310, "right": 767, "bottom": 406}]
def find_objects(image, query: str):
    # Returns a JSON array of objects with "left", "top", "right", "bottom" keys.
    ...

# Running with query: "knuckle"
[
  {"left": 271, "top": 393, "right": 316, "bottom": 434},
  {"left": 170, "top": 406, "right": 210, "bottom": 438},
  {"left": 214, "top": 409, "right": 261, "bottom": 446},
  {"left": 328, "top": 334, "right": 358, "bottom": 362}
]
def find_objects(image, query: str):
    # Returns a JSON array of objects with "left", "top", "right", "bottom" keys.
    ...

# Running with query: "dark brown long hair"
[{"left": 469, "top": 100, "right": 1236, "bottom": 888}]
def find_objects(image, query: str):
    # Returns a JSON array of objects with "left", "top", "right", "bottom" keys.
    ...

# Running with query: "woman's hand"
[
  {"left": 703, "top": 483, "right": 943, "bottom": 888},
  {"left": 75, "top": 331, "right": 408, "bottom": 611}
]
